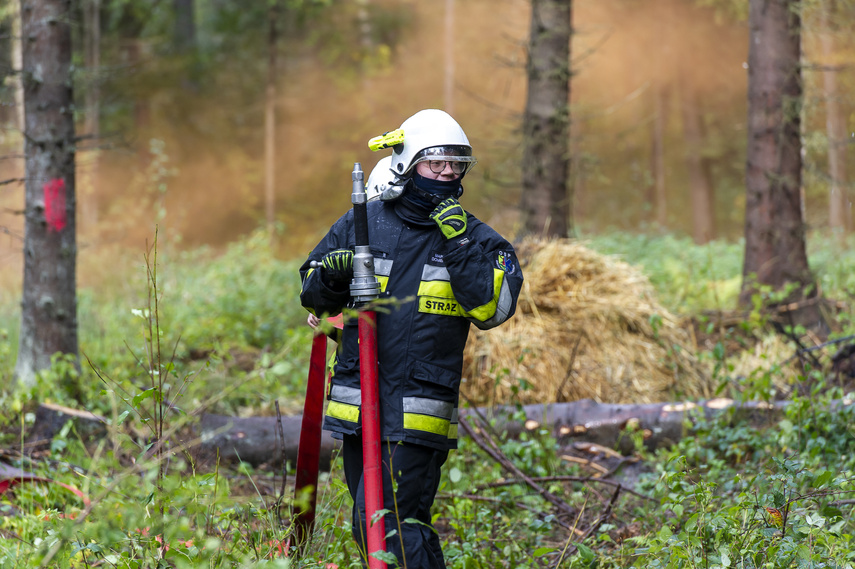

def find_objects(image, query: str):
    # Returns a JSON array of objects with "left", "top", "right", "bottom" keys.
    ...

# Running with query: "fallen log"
[
  {"left": 479, "top": 397, "right": 793, "bottom": 453},
  {"left": 197, "top": 397, "right": 825, "bottom": 468},
  {"left": 26, "top": 398, "right": 848, "bottom": 469},
  {"left": 197, "top": 413, "right": 340, "bottom": 471},
  {"left": 26, "top": 403, "right": 107, "bottom": 453}
]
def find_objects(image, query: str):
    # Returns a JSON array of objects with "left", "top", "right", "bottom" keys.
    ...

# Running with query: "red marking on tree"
[{"left": 43, "top": 178, "right": 67, "bottom": 232}]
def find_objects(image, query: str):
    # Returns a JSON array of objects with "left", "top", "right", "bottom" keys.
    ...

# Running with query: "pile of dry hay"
[{"left": 462, "top": 238, "right": 714, "bottom": 406}]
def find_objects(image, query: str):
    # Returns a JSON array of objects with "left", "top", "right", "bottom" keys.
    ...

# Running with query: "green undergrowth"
[
  {"left": 585, "top": 230, "right": 855, "bottom": 314},
  {"left": 1, "top": 229, "right": 855, "bottom": 567},
  {"left": 625, "top": 381, "right": 855, "bottom": 569},
  {"left": 2, "top": 229, "right": 313, "bottom": 418},
  {"left": 1, "top": 374, "right": 853, "bottom": 567}
]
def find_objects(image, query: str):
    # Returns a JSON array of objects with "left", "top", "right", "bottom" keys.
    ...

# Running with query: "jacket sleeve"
[
  {"left": 440, "top": 216, "right": 523, "bottom": 330},
  {"left": 299, "top": 211, "right": 353, "bottom": 317}
]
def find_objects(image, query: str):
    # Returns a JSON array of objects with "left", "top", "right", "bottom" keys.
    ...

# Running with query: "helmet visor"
[{"left": 409, "top": 145, "right": 477, "bottom": 176}]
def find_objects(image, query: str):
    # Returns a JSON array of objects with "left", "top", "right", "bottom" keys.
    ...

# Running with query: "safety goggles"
[
  {"left": 426, "top": 160, "right": 468, "bottom": 175},
  {"left": 411, "top": 145, "right": 478, "bottom": 176}
]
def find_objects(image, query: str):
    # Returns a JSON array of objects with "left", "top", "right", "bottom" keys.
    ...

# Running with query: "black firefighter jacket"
[{"left": 299, "top": 200, "right": 524, "bottom": 451}]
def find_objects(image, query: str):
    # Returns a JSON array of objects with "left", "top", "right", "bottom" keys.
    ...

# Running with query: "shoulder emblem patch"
[{"left": 496, "top": 251, "right": 516, "bottom": 274}]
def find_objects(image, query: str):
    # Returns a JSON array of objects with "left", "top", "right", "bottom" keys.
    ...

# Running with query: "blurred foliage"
[
  {"left": 694, "top": 0, "right": 750, "bottom": 22},
  {"left": 586, "top": 232, "right": 745, "bottom": 312},
  {"left": 2, "top": 0, "right": 854, "bottom": 248},
  {"left": 2, "top": 229, "right": 312, "bottom": 418},
  {"left": 159, "top": 229, "right": 308, "bottom": 351},
  {"left": 585, "top": 230, "right": 855, "bottom": 314}
]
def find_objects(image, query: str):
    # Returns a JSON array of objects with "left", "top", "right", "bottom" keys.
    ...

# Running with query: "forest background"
[
  {"left": 1, "top": 0, "right": 855, "bottom": 567},
  {"left": 2, "top": 0, "right": 851, "bottom": 266}
]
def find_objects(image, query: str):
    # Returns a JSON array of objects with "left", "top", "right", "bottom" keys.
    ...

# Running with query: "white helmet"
[
  {"left": 389, "top": 109, "right": 477, "bottom": 178},
  {"left": 365, "top": 155, "right": 399, "bottom": 202}
]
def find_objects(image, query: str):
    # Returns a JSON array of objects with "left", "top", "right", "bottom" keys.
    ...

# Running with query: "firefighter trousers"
[{"left": 342, "top": 435, "right": 448, "bottom": 569}]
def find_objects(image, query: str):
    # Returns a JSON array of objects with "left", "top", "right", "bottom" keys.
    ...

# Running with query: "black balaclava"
[{"left": 394, "top": 172, "right": 462, "bottom": 226}]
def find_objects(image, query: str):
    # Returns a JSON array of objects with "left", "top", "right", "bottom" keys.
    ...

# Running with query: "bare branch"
[
  {"left": 459, "top": 415, "right": 579, "bottom": 519},
  {"left": 478, "top": 474, "right": 654, "bottom": 501},
  {"left": 0, "top": 226, "right": 24, "bottom": 241}
]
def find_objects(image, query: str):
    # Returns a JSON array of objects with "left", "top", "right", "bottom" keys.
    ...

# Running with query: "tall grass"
[{"left": 1, "top": 229, "right": 312, "bottom": 416}]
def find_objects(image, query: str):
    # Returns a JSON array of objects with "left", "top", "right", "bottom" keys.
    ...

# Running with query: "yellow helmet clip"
[{"left": 368, "top": 129, "right": 405, "bottom": 152}]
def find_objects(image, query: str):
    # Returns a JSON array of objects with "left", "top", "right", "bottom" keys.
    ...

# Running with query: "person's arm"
[
  {"left": 431, "top": 199, "right": 523, "bottom": 330},
  {"left": 299, "top": 213, "right": 354, "bottom": 317}
]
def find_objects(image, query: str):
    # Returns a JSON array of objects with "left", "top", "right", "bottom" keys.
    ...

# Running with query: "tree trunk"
[
  {"left": 681, "top": 82, "right": 715, "bottom": 244},
  {"left": 265, "top": 1, "right": 278, "bottom": 240},
  {"left": 519, "top": 0, "right": 572, "bottom": 239},
  {"left": 10, "top": 0, "right": 25, "bottom": 134},
  {"left": 355, "top": 0, "right": 376, "bottom": 117},
  {"left": 650, "top": 85, "right": 669, "bottom": 227},
  {"left": 740, "top": 0, "right": 819, "bottom": 328},
  {"left": 819, "top": 1, "right": 849, "bottom": 235},
  {"left": 571, "top": 119, "right": 586, "bottom": 221},
  {"left": 15, "top": 0, "right": 79, "bottom": 387},
  {"left": 81, "top": 0, "right": 101, "bottom": 229},
  {"left": 131, "top": 43, "right": 151, "bottom": 137},
  {"left": 172, "top": 0, "right": 196, "bottom": 53},
  {"left": 444, "top": 0, "right": 455, "bottom": 115}
]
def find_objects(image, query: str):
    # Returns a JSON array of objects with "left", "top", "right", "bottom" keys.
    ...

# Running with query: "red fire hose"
[
  {"left": 349, "top": 163, "right": 387, "bottom": 568},
  {"left": 292, "top": 332, "right": 329, "bottom": 547},
  {"left": 296, "top": 164, "right": 385, "bottom": 567},
  {"left": 358, "top": 310, "right": 385, "bottom": 567}
]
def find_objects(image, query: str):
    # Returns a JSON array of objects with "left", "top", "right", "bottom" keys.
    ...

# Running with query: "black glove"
[
  {"left": 321, "top": 249, "right": 354, "bottom": 286},
  {"left": 430, "top": 198, "right": 468, "bottom": 240}
]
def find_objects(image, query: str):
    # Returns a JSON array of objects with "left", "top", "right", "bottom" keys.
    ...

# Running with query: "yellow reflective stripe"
[
  {"left": 417, "top": 269, "right": 505, "bottom": 321},
  {"left": 419, "top": 297, "right": 464, "bottom": 316},
  {"left": 326, "top": 401, "right": 360, "bottom": 423},
  {"left": 418, "top": 280, "right": 454, "bottom": 298},
  {"left": 447, "top": 422, "right": 458, "bottom": 440},
  {"left": 403, "top": 413, "right": 450, "bottom": 436},
  {"left": 462, "top": 268, "right": 504, "bottom": 321},
  {"left": 377, "top": 275, "right": 389, "bottom": 293},
  {"left": 418, "top": 280, "right": 463, "bottom": 316}
]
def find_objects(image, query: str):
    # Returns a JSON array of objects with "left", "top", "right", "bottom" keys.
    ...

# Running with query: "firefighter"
[
  {"left": 300, "top": 109, "right": 523, "bottom": 568},
  {"left": 365, "top": 154, "right": 394, "bottom": 202}
]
